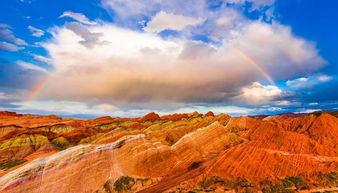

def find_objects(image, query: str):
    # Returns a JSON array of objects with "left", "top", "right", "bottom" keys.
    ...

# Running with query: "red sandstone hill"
[{"left": 0, "top": 111, "right": 337, "bottom": 193}]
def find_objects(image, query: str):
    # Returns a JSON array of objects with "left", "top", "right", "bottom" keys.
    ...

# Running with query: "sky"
[{"left": 0, "top": 0, "right": 337, "bottom": 118}]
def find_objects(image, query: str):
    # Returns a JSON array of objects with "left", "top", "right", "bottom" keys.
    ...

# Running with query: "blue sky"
[{"left": 0, "top": 0, "right": 337, "bottom": 118}]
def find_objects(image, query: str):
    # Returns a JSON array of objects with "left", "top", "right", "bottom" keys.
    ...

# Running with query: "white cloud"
[
  {"left": 228, "top": 0, "right": 276, "bottom": 10},
  {"left": 286, "top": 75, "right": 332, "bottom": 89},
  {"left": 102, "top": 0, "right": 156, "bottom": 19},
  {"left": 28, "top": 25, "right": 44, "bottom": 37},
  {"left": 96, "top": 103, "right": 118, "bottom": 110},
  {"left": 297, "top": 108, "right": 321, "bottom": 114},
  {"left": 28, "top": 1, "right": 325, "bottom": 110},
  {"left": 274, "top": 100, "right": 300, "bottom": 106},
  {"left": 12, "top": 100, "right": 253, "bottom": 117},
  {"left": 30, "top": 53, "right": 52, "bottom": 64},
  {"left": 13, "top": 100, "right": 101, "bottom": 115},
  {"left": 11, "top": 100, "right": 162, "bottom": 117},
  {"left": 208, "top": 106, "right": 252, "bottom": 114},
  {"left": 0, "top": 27, "right": 27, "bottom": 45},
  {"left": 0, "top": 23, "right": 10, "bottom": 28},
  {"left": 308, "top": 102, "right": 319, "bottom": 106},
  {"left": 64, "top": 22, "right": 109, "bottom": 48},
  {"left": 171, "top": 105, "right": 253, "bottom": 115},
  {"left": 0, "top": 92, "right": 10, "bottom": 100},
  {"left": 37, "top": 20, "right": 325, "bottom": 108},
  {"left": 101, "top": 0, "right": 208, "bottom": 20},
  {"left": 18, "top": 0, "right": 33, "bottom": 3},
  {"left": 275, "top": 100, "right": 291, "bottom": 106},
  {"left": 318, "top": 75, "right": 332, "bottom": 82},
  {"left": 240, "top": 82, "right": 282, "bottom": 105},
  {"left": 231, "top": 22, "right": 326, "bottom": 80},
  {"left": 60, "top": 11, "right": 97, "bottom": 25},
  {"left": 286, "top": 77, "right": 308, "bottom": 88},
  {"left": 267, "top": 107, "right": 282, "bottom": 111},
  {"left": 215, "top": 17, "right": 232, "bottom": 28},
  {"left": 17, "top": 61, "right": 48, "bottom": 73},
  {"left": 144, "top": 11, "right": 204, "bottom": 33},
  {"left": 0, "top": 41, "right": 23, "bottom": 51}
]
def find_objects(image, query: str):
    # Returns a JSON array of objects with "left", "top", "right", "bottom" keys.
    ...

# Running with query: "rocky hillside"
[{"left": 0, "top": 111, "right": 337, "bottom": 193}]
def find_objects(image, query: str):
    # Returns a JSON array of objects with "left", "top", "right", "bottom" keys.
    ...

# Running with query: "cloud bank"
[
  {"left": 1, "top": 0, "right": 327, "bottom": 117},
  {"left": 39, "top": 19, "right": 325, "bottom": 109}
]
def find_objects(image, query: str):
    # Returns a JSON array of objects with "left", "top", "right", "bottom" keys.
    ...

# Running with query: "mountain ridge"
[{"left": 0, "top": 111, "right": 337, "bottom": 193}]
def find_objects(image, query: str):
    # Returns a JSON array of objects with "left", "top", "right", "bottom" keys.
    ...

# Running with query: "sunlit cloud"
[
  {"left": 0, "top": 25, "right": 27, "bottom": 45},
  {"left": 95, "top": 103, "right": 118, "bottom": 110},
  {"left": 0, "top": 92, "right": 10, "bottom": 100},
  {"left": 286, "top": 75, "right": 333, "bottom": 89},
  {"left": 144, "top": 11, "right": 205, "bottom": 33},
  {"left": 239, "top": 82, "right": 282, "bottom": 105},
  {"left": 0, "top": 0, "right": 334, "bottom": 117},
  {"left": 308, "top": 102, "right": 319, "bottom": 106},
  {"left": 17, "top": 61, "right": 48, "bottom": 73},
  {"left": 60, "top": 11, "right": 97, "bottom": 25},
  {"left": 228, "top": 0, "right": 276, "bottom": 10},
  {"left": 0, "top": 41, "right": 23, "bottom": 51},
  {"left": 36, "top": 17, "right": 324, "bottom": 110},
  {"left": 29, "top": 53, "right": 52, "bottom": 64},
  {"left": 28, "top": 25, "right": 45, "bottom": 37},
  {"left": 11, "top": 100, "right": 253, "bottom": 117},
  {"left": 318, "top": 75, "right": 332, "bottom": 82},
  {"left": 296, "top": 108, "right": 322, "bottom": 114}
]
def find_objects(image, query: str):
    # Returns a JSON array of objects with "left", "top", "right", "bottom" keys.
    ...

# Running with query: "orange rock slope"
[{"left": 0, "top": 111, "right": 337, "bottom": 193}]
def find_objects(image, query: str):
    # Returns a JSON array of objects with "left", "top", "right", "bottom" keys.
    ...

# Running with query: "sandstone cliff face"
[
  {"left": 139, "top": 112, "right": 160, "bottom": 122},
  {"left": 0, "top": 112, "right": 22, "bottom": 119},
  {"left": 202, "top": 114, "right": 338, "bottom": 182},
  {"left": 0, "top": 135, "right": 144, "bottom": 193},
  {"left": 0, "top": 111, "right": 337, "bottom": 193}
]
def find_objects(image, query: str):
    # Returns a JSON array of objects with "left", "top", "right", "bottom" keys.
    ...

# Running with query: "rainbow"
[
  {"left": 231, "top": 45, "right": 275, "bottom": 85},
  {"left": 24, "top": 75, "right": 51, "bottom": 101}
]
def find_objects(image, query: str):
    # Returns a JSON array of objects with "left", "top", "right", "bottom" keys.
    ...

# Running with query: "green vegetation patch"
[
  {"left": 0, "top": 159, "right": 27, "bottom": 170},
  {"left": 136, "top": 178, "right": 150, "bottom": 186},
  {"left": 199, "top": 176, "right": 226, "bottom": 189},
  {"left": 236, "top": 179, "right": 254, "bottom": 187},
  {"left": 322, "top": 171, "right": 338, "bottom": 186},
  {"left": 96, "top": 122, "right": 118, "bottom": 130},
  {"left": 103, "top": 180, "right": 113, "bottom": 193},
  {"left": 198, "top": 177, "right": 256, "bottom": 192},
  {"left": 227, "top": 133, "right": 242, "bottom": 146},
  {"left": 0, "top": 135, "right": 49, "bottom": 151},
  {"left": 262, "top": 182, "right": 295, "bottom": 193},
  {"left": 286, "top": 176, "right": 308, "bottom": 190},
  {"left": 113, "top": 176, "right": 135, "bottom": 192},
  {"left": 143, "top": 123, "right": 162, "bottom": 133},
  {"left": 79, "top": 133, "right": 104, "bottom": 144},
  {"left": 49, "top": 125, "right": 76, "bottom": 133},
  {"left": 96, "top": 120, "right": 137, "bottom": 131},
  {"left": 119, "top": 121, "right": 137, "bottom": 128},
  {"left": 262, "top": 176, "right": 308, "bottom": 193},
  {"left": 52, "top": 136, "right": 71, "bottom": 149}
]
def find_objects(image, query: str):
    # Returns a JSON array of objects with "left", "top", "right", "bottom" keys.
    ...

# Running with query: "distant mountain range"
[{"left": 0, "top": 110, "right": 337, "bottom": 193}]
